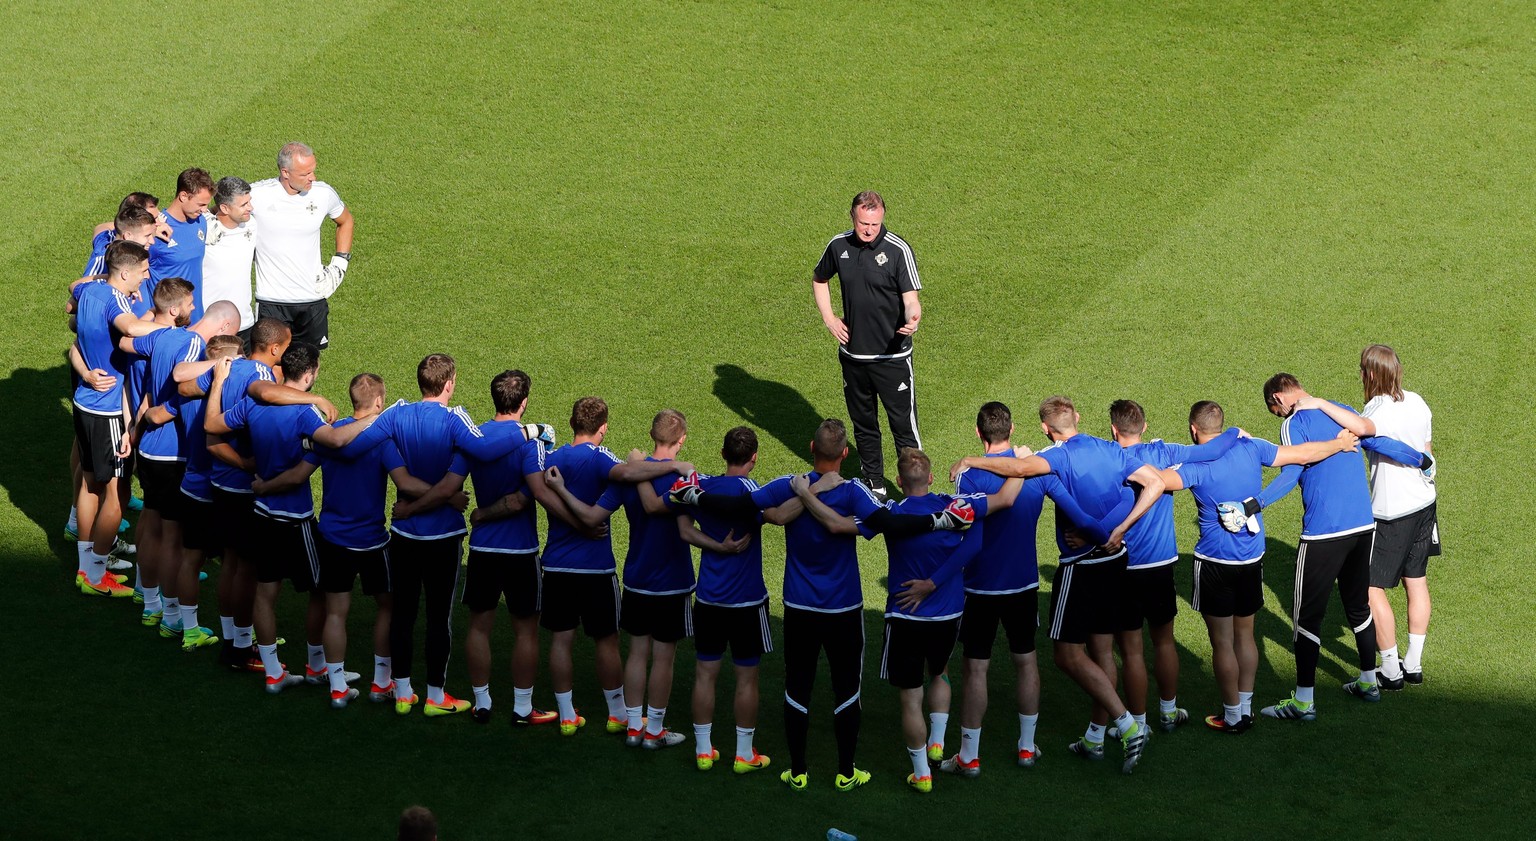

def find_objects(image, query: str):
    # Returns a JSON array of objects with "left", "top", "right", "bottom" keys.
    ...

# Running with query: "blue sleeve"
[
  {"left": 1360, "top": 435, "right": 1425, "bottom": 467},
  {"left": 1037, "top": 474, "right": 1115, "bottom": 545},
  {"left": 130, "top": 335, "right": 155, "bottom": 358},
  {"left": 448, "top": 452, "right": 469, "bottom": 477},
  {"left": 1037, "top": 447, "right": 1067, "bottom": 475},
  {"left": 1175, "top": 462, "right": 1209, "bottom": 490},
  {"left": 82, "top": 235, "right": 107, "bottom": 279},
  {"left": 518, "top": 440, "right": 547, "bottom": 479},
  {"left": 449, "top": 411, "right": 524, "bottom": 461},
  {"left": 930, "top": 521, "right": 984, "bottom": 589},
  {"left": 336, "top": 408, "right": 394, "bottom": 459},
  {"left": 296, "top": 407, "right": 326, "bottom": 440},
  {"left": 1260, "top": 464, "right": 1302, "bottom": 508},
  {"left": 1250, "top": 438, "right": 1280, "bottom": 466},
  {"left": 381, "top": 442, "right": 406, "bottom": 472},
  {"left": 1166, "top": 428, "right": 1239, "bottom": 465},
  {"left": 1118, "top": 448, "right": 1147, "bottom": 482},
  {"left": 196, "top": 370, "right": 212, "bottom": 393},
  {"left": 749, "top": 477, "right": 794, "bottom": 509},
  {"left": 223, "top": 398, "right": 252, "bottom": 431},
  {"left": 596, "top": 485, "right": 624, "bottom": 512},
  {"left": 648, "top": 474, "right": 677, "bottom": 513},
  {"left": 303, "top": 452, "right": 322, "bottom": 467}
]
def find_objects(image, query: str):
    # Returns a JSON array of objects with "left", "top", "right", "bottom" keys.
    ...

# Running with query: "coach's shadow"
[
  {"left": 0, "top": 362, "right": 80, "bottom": 556},
  {"left": 712, "top": 363, "right": 858, "bottom": 471}
]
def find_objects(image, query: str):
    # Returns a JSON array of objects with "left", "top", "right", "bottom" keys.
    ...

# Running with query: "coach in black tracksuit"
[{"left": 812, "top": 191, "right": 923, "bottom": 495}]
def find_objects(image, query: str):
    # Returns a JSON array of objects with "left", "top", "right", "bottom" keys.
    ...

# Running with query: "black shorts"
[
  {"left": 255, "top": 298, "right": 329, "bottom": 350},
  {"left": 959, "top": 590, "right": 1038, "bottom": 659},
  {"left": 1371, "top": 504, "right": 1440, "bottom": 588},
  {"left": 136, "top": 458, "right": 186, "bottom": 518},
  {"left": 179, "top": 493, "right": 219, "bottom": 555},
  {"left": 318, "top": 535, "right": 392, "bottom": 595},
  {"left": 881, "top": 617, "right": 960, "bottom": 690},
  {"left": 621, "top": 590, "right": 693, "bottom": 643},
  {"left": 1119, "top": 563, "right": 1178, "bottom": 630},
  {"left": 73, "top": 406, "right": 127, "bottom": 484},
  {"left": 693, "top": 601, "right": 773, "bottom": 663},
  {"left": 211, "top": 487, "right": 260, "bottom": 556},
  {"left": 254, "top": 513, "right": 320, "bottom": 592},
  {"left": 463, "top": 550, "right": 541, "bottom": 617},
  {"left": 540, "top": 571, "right": 620, "bottom": 638},
  {"left": 1192, "top": 559, "right": 1263, "bottom": 618},
  {"left": 1047, "top": 556, "right": 1125, "bottom": 644}
]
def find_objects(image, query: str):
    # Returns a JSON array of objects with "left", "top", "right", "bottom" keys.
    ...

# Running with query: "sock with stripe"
[
  {"left": 927, "top": 712, "right": 949, "bottom": 751},
  {"left": 604, "top": 687, "right": 626, "bottom": 722},
  {"left": 306, "top": 644, "right": 325, "bottom": 675},
  {"left": 87, "top": 550, "right": 110, "bottom": 584},
  {"left": 179, "top": 604, "right": 199, "bottom": 633},
  {"left": 1223, "top": 703, "right": 1242, "bottom": 726},
  {"left": 235, "top": 625, "right": 253, "bottom": 649},
  {"left": 373, "top": 655, "right": 392, "bottom": 688},
  {"left": 141, "top": 585, "right": 162, "bottom": 614},
  {"left": 328, "top": 662, "right": 348, "bottom": 693},
  {"left": 626, "top": 705, "right": 644, "bottom": 733},
  {"left": 162, "top": 596, "right": 181, "bottom": 627},
  {"left": 220, "top": 616, "right": 236, "bottom": 641},
  {"left": 76, "top": 541, "right": 92, "bottom": 577},
  {"left": 1112, "top": 712, "right": 1135, "bottom": 738},
  {"left": 1084, "top": 722, "right": 1106, "bottom": 745},
  {"left": 257, "top": 643, "right": 282, "bottom": 681},
  {"left": 958, "top": 727, "right": 980, "bottom": 763},
  {"left": 1379, "top": 645, "right": 1403, "bottom": 679},
  {"left": 1159, "top": 697, "right": 1178, "bottom": 716},
  {"left": 694, "top": 723, "right": 713, "bottom": 757},
  {"left": 513, "top": 686, "right": 533, "bottom": 716},
  {"left": 908, "top": 746, "right": 930, "bottom": 779},
  {"left": 645, "top": 706, "right": 666, "bottom": 736}
]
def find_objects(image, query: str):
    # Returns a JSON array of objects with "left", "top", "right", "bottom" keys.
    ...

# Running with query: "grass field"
[{"left": 5, "top": 1, "right": 1535, "bottom": 838}]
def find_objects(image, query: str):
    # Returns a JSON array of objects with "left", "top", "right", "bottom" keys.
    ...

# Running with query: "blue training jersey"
[
  {"left": 692, "top": 474, "right": 767, "bottom": 607},
  {"left": 1175, "top": 436, "right": 1280, "bottom": 564},
  {"left": 130, "top": 327, "right": 204, "bottom": 461},
  {"left": 1036, "top": 433, "right": 1145, "bottom": 563},
  {"left": 540, "top": 442, "right": 625, "bottom": 574},
  {"left": 752, "top": 473, "right": 884, "bottom": 613},
  {"left": 452, "top": 420, "right": 546, "bottom": 554},
  {"left": 200, "top": 359, "right": 274, "bottom": 493},
  {"left": 1265, "top": 405, "right": 1375, "bottom": 539},
  {"left": 957, "top": 457, "right": 1047, "bottom": 594},
  {"left": 223, "top": 399, "right": 327, "bottom": 520},
  {"left": 884, "top": 492, "right": 989, "bottom": 620},
  {"left": 149, "top": 212, "right": 206, "bottom": 321},
  {"left": 310, "top": 416, "right": 407, "bottom": 550},
  {"left": 72, "top": 281, "right": 135, "bottom": 416},
  {"left": 177, "top": 392, "right": 212, "bottom": 501},
  {"left": 82, "top": 229, "right": 115, "bottom": 279},
  {"left": 1124, "top": 429, "right": 1239, "bottom": 569},
  {"left": 619, "top": 460, "right": 695, "bottom": 595}
]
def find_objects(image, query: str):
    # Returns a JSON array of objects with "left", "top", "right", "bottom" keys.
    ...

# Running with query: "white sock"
[
  {"left": 1018, "top": 714, "right": 1038, "bottom": 752},
  {"left": 1085, "top": 722, "right": 1106, "bottom": 744},
  {"left": 908, "top": 746, "right": 930, "bottom": 779},
  {"left": 625, "top": 705, "right": 643, "bottom": 732},
  {"left": 87, "top": 549, "right": 109, "bottom": 582},
  {"left": 179, "top": 604, "right": 199, "bottom": 632},
  {"left": 1295, "top": 685, "right": 1315, "bottom": 705},
  {"left": 328, "top": 662, "right": 348, "bottom": 693},
  {"left": 1238, "top": 691, "right": 1253, "bottom": 717},
  {"left": 958, "top": 727, "right": 981, "bottom": 763},
  {"left": 257, "top": 643, "right": 282, "bottom": 680},
  {"left": 604, "top": 687, "right": 626, "bottom": 721},
  {"left": 396, "top": 677, "right": 414, "bottom": 702},
  {"left": 427, "top": 685, "right": 445, "bottom": 705},
  {"left": 1158, "top": 697, "right": 1177, "bottom": 716},
  {"left": 472, "top": 684, "right": 491, "bottom": 711},
  {"left": 307, "top": 644, "right": 326, "bottom": 674},
  {"left": 694, "top": 723, "right": 713, "bottom": 756},
  {"left": 220, "top": 616, "right": 236, "bottom": 640},
  {"left": 76, "top": 541, "right": 92, "bottom": 576},
  {"left": 927, "top": 712, "right": 949, "bottom": 749},
  {"left": 1132, "top": 713, "right": 1147, "bottom": 730},
  {"left": 141, "top": 585, "right": 162, "bottom": 614},
  {"left": 513, "top": 686, "right": 533, "bottom": 716},
  {"left": 645, "top": 705, "right": 666, "bottom": 736},
  {"left": 235, "top": 625, "right": 253, "bottom": 649},
  {"left": 735, "top": 726, "right": 755, "bottom": 760},
  {"left": 1379, "top": 644, "right": 1402, "bottom": 677},
  {"left": 373, "top": 656, "right": 392, "bottom": 688},
  {"left": 1112, "top": 711, "right": 1135, "bottom": 737},
  {"left": 1224, "top": 703, "right": 1242, "bottom": 726},
  {"left": 68, "top": 506, "right": 78, "bottom": 532},
  {"left": 1358, "top": 669, "right": 1376, "bottom": 685},
  {"left": 1405, "top": 634, "right": 1426, "bottom": 672},
  {"left": 162, "top": 596, "right": 180, "bottom": 626},
  {"left": 555, "top": 690, "right": 576, "bottom": 721}
]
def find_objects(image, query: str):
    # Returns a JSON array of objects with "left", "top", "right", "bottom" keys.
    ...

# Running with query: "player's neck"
[
  {"left": 573, "top": 432, "right": 602, "bottom": 446},
  {"left": 1114, "top": 434, "right": 1143, "bottom": 447},
  {"left": 652, "top": 444, "right": 681, "bottom": 461},
  {"left": 1052, "top": 428, "right": 1079, "bottom": 443},
  {"left": 982, "top": 440, "right": 1013, "bottom": 455},
  {"left": 168, "top": 203, "right": 195, "bottom": 223},
  {"left": 724, "top": 464, "right": 752, "bottom": 477},
  {"left": 421, "top": 392, "right": 451, "bottom": 406},
  {"left": 811, "top": 459, "right": 842, "bottom": 475},
  {"left": 493, "top": 411, "right": 523, "bottom": 422},
  {"left": 151, "top": 313, "right": 176, "bottom": 327},
  {"left": 903, "top": 485, "right": 931, "bottom": 497}
]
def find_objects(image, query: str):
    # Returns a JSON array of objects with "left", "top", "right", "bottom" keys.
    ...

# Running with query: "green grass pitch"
[{"left": 3, "top": 1, "right": 1533, "bottom": 838}]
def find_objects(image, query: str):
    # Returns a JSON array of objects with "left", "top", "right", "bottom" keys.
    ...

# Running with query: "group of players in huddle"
[{"left": 67, "top": 234, "right": 1440, "bottom": 792}]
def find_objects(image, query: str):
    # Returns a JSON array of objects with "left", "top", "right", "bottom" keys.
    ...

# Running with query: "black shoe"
[
  {"left": 1403, "top": 669, "right": 1423, "bottom": 686},
  {"left": 1377, "top": 669, "right": 1405, "bottom": 692},
  {"left": 471, "top": 707, "right": 492, "bottom": 725}
]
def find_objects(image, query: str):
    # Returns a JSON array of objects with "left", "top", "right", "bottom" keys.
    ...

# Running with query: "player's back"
[
  {"left": 1280, "top": 407, "right": 1373, "bottom": 538},
  {"left": 240, "top": 400, "right": 325, "bottom": 520},
  {"left": 755, "top": 472, "right": 880, "bottom": 613},
  {"left": 1182, "top": 438, "right": 1272, "bottom": 562},
  {"left": 1037, "top": 433, "right": 1141, "bottom": 560},
  {"left": 202, "top": 359, "right": 273, "bottom": 492},
  {"left": 372, "top": 400, "right": 472, "bottom": 539},
  {"left": 620, "top": 460, "right": 694, "bottom": 595},
  {"left": 136, "top": 328, "right": 204, "bottom": 461},
  {"left": 313, "top": 416, "right": 399, "bottom": 550},
  {"left": 957, "top": 457, "right": 1047, "bottom": 593},
  {"left": 542, "top": 442, "right": 623, "bottom": 573},
  {"left": 72, "top": 281, "right": 131, "bottom": 414},
  {"left": 884, "top": 492, "right": 976, "bottom": 619},
  {"left": 459, "top": 423, "right": 542, "bottom": 554},
  {"left": 1124, "top": 439, "right": 1189, "bottom": 568},
  {"left": 694, "top": 474, "right": 767, "bottom": 607}
]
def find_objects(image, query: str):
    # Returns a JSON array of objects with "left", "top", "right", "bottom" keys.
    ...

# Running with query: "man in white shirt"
[
  {"left": 203, "top": 176, "right": 258, "bottom": 341},
  {"left": 1293, "top": 344, "right": 1438, "bottom": 688},
  {"left": 251, "top": 142, "right": 355, "bottom": 350}
]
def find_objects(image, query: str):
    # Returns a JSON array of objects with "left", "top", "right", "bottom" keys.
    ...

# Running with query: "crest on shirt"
[
  {"left": 197, "top": 229, "right": 205, "bottom": 242},
  {"left": 875, "top": 251, "right": 888, "bottom": 266},
  {"left": 306, "top": 202, "right": 317, "bottom": 213}
]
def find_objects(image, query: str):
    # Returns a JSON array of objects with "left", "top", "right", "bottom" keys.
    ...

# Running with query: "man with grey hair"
[
  {"left": 203, "top": 176, "right": 258, "bottom": 340},
  {"left": 251, "top": 141, "right": 355, "bottom": 350}
]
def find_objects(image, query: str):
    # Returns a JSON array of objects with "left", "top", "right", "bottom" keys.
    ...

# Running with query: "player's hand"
[
  {"left": 628, "top": 449, "right": 646, "bottom": 462},
  {"left": 809, "top": 471, "right": 844, "bottom": 494},
  {"left": 668, "top": 471, "right": 702, "bottom": 506},
  {"left": 719, "top": 529, "right": 751, "bottom": 554},
  {"left": 212, "top": 355, "right": 233, "bottom": 382},
  {"left": 1294, "top": 396, "right": 1326, "bottom": 411},
  {"left": 155, "top": 214, "right": 172, "bottom": 242},
  {"left": 672, "top": 461, "right": 695, "bottom": 478},
  {"left": 252, "top": 477, "right": 271, "bottom": 495},
  {"left": 581, "top": 521, "right": 609, "bottom": 540},
  {"left": 823, "top": 316, "right": 849, "bottom": 345},
  {"left": 315, "top": 255, "right": 349, "bottom": 297},
  {"left": 896, "top": 310, "right": 921, "bottom": 336},
  {"left": 544, "top": 465, "right": 565, "bottom": 490},
  {"left": 312, "top": 396, "right": 338, "bottom": 423},
  {"left": 1103, "top": 526, "right": 1127, "bottom": 552},
  {"left": 948, "top": 458, "right": 971, "bottom": 483},
  {"left": 789, "top": 473, "right": 811, "bottom": 496},
  {"left": 895, "top": 578, "right": 936, "bottom": 611},
  {"left": 932, "top": 498, "right": 976, "bottom": 531},
  {"left": 1011, "top": 444, "right": 1034, "bottom": 458},
  {"left": 1216, "top": 498, "right": 1262, "bottom": 533},
  {"left": 469, "top": 507, "right": 485, "bottom": 527},
  {"left": 449, "top": 491, "right": 471, "bottom": 512},
  {"left": 1063, "top": 529, "right": 1087, "bottom": 550},
  {"left": 84, "top": 368, "right": 117, "bottom": 392},
  {"left": 115, "top": 430, "right": 132, "bottom": 460},
  {"left": 391, "top": 500, "right": 415, "bottom": 520},
  {"left": 1335, "top": 429, "right": 1360, "bottom": 452}
]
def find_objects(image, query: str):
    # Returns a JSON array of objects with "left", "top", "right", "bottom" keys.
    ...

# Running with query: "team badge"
[
  {"left": 875, "top": 252, "right": 888, "bottom": 266},
  {"left": 306, "top": 202, "right": 317, "bottom": 213},
  {"left": 197, "top": 229, "right": 205, "bottom": 242}
]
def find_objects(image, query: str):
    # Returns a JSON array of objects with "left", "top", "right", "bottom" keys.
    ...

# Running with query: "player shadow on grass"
[
  {"left": 711, "top": 363, "right": 860, "bottom": 473},
  {"left": 0, "top": 362, "right": 81, "bottom": 554}
]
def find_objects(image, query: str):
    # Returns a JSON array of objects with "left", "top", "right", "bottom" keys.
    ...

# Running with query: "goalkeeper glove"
[
  {"left": 932, "top": 498, "right": 976, "bottom": 531},
  {"left": 1420, "top": 451, "right": 1436, "bottom": 482},
  {"left": 1216, "top": 498, "right": 1262, "bottom": 534},
  {"left": 520, "top": 422, "right": 557, "bottom": 453},
  {"left": 668, "top": 472, "right": 703, "bottom": 507},
  {"left": 316, "top": 253, "right": 350, "bottom": 297}
]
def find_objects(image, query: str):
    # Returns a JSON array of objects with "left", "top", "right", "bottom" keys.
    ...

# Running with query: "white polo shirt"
[
  {"left": 1362, "top": 390, "right": 1435, "bottom": 520},
  {"left": 202, "top": 215, "right": 257, "bottom": 330},
  {"left": 251, "top": 178, "right": 345, "bottom": 304}
]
